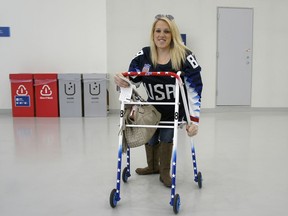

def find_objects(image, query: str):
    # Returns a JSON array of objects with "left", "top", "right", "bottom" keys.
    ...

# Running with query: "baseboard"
[
  {"left": 202, "top": 106, "right": 288, "bottom": 113},
  {"left": 1, "top": 107, "right": 288, "bottom": 116},
  {"left": 0, "top": 109, "right": 12, "bottom": 114}
]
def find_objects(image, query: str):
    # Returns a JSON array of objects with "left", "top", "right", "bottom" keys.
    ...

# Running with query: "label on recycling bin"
[{"left": 15, "top": 95, "right": 30, "bottom": 107}]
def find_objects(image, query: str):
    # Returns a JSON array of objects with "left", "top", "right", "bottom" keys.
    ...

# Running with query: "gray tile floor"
[{"left": 0, "top": 108, "right": 288, "bottom": 216}]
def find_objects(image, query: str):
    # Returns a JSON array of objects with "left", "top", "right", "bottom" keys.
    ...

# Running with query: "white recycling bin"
[
  {"left": 58, "top": 73, "right": 83, "bottom": 117},
  {"left": 82, "top": 73, "right": 108, "bottom": 117}
]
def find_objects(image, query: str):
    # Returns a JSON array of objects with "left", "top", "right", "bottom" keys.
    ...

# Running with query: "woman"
[{"left": 114, "top": 14, "right": 203, "bottom": 187}]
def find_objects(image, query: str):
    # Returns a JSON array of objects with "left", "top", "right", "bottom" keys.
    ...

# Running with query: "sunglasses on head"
[{"left": 155, "top": 14, "right": 174, "bottom": 20}]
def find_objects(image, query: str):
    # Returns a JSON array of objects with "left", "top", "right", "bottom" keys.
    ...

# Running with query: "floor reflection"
[{"left": 13, "top": 118, "right": 60, "bottom": 159}]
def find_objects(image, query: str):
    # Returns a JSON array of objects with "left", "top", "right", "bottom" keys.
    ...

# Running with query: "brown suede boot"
[
  {"left": 159, "top": 142, "right": 173, "bottom": 187},
  {"left": 135, "top": 143, "right": 160, "bottom": 175}
]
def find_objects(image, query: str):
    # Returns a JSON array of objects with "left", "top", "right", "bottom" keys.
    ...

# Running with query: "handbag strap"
[{"left": 132, "top": 89, "right": 145, "bottom": 102}]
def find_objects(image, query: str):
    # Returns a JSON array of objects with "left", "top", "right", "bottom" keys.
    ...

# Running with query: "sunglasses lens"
[
  {"left": 155, "top": 14, "right": 162, "bottom": 19},
  {"left": 155, "top": 14, "right": 174, "bottom": 20},
  {"left": 167, "top": 15, "right": 174, "bottom": 20}
]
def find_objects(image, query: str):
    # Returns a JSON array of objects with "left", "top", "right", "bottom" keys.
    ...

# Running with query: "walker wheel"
[
  {"left": 109, "top": 189, "right": 118, "bottom": 208},
  {"left": 122, "top": 167, "right": 130, "bottom": 183},
  {"left": 173, "top": 194, "right": 181, "bottom": 214},
  {"left": 197, "top": 172, "right": 203, "bottom": 189}
]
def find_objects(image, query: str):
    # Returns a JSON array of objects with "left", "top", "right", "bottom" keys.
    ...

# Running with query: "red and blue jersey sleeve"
[{"left": 183, "top": 52, "right": 203, "bottom": 125}]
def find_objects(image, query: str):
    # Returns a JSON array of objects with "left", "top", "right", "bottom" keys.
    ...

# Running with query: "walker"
[{"left": 109, "top": 71, "right": 203, "bottom": 214}]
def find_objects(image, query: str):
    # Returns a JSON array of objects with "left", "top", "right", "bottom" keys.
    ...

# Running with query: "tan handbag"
[{"left": 122, "top": 91, "right": 161, "bottom": 151}]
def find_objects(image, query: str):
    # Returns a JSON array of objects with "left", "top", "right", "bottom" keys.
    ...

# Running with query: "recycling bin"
[
  {"left": 9, "top": 73, "right": 35, "bottom": 117},
  {"left": 82, "top": 73, "right": 108, "bottom": 117},
  {"left": 34, "top": 73, "right": 59, "bottom": 117},
  {"left": 58, "top": 73, "right": 83, "bottom": 117}
]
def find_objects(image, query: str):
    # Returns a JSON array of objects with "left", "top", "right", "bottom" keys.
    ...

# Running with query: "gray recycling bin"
[
  {"left": 82, "top": 73, "right": 108, "bottom": 117},
  {"left": 58, "top": 73, "right": 83, "bottom": 117}
]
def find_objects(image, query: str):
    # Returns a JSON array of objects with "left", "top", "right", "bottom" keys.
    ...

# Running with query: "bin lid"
[
  {"left": 33, "top": 73, "right": 58, "bottom": 79},
  {"left": 58, "top": 73, "right": 82, "bottom": 80},
  {"left": 82, "top": 73, "right": 107, "bottom": 80},
  {"left": 9, "top": 73, "right": 33, "bottom": 80}
]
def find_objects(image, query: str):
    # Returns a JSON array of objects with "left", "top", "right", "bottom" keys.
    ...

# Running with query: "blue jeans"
[{"left": 148, "top": 128, "right": 174, "bottom": 145}]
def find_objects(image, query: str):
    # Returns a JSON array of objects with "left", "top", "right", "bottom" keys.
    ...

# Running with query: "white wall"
[
  {"left": 0, "top": 0, "right": 107, "bottom": 109},
  {"left": 1, "top": 0, "right": 288, "bottom": 111},
  {"left": 252, "top": 0, "right": 288, "bottom": 107}
]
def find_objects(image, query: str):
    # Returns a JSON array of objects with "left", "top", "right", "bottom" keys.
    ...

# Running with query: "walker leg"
[
  {"left": 109, "top": 143, "right": 122, "bottom": 208},
  {"left": 127, "top": 147, "right": 131, "bottom": 175},
  {"left": 191, "top": 144, "right": 203, "bottom": 188},
  {"left": 191, "top": 145, "right": 198, "bottom": 181},
  {"left": 116, "top": 144, "right": 123, "bottom": 196},
  {"left": 170, "top": 147, "right": 181, "bottom": 214},
  {"left": 122, "top": 147, "right": 131, "bottom": 182},
  {"left": 170, "top": 147, "right": 179, "bottom": 202}
]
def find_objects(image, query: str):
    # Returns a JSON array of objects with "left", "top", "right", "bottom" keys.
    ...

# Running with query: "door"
[{"left": 216, "top": 7, "right": 253, "bottom": 106}]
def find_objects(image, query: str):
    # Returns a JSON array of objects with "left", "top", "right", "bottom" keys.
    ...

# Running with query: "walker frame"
[{"left": 109, "top": 71, "right": 203, "bottom": 214}]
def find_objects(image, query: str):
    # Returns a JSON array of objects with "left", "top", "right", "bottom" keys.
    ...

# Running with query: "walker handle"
[{"left": 121, "top": 71, "right": 183, "bottom": 80}]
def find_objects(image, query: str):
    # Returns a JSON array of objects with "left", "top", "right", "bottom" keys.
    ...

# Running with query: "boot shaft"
[
  {"left": 135, "top": 143, "right": 160, "bottom": 175},
  {"left": 159, "top": 142, "right": 173, "bottom": 187}
]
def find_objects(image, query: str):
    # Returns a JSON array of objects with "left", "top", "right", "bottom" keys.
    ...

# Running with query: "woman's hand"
[
  {"left": 186, "top": 123, "right": 198, "bottom": 137},
  {"left": 114, "top": 73, "right": 130, "bottom": 88}
]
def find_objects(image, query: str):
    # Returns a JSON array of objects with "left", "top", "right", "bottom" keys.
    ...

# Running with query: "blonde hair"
[{"left": 150, "top": 16, "right": 188, "bottom": 71}]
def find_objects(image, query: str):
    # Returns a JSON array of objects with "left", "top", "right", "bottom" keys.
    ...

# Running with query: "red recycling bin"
[
  {"left": 34, "top": 73, "right": 59, "bottom": 117},
  {"left": 9, "top": 73, "right": 35, "bottom": 117}
]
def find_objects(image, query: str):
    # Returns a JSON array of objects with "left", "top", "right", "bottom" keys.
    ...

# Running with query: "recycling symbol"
[
  {"left": 40, "top": 85, "right": 53, "bottom": 96},
  {"left": 15, "top": 85, "right": 30, "bottom": 107},
  {"left": 16, "top": 85, "right": 28, "bottom": 96}
]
